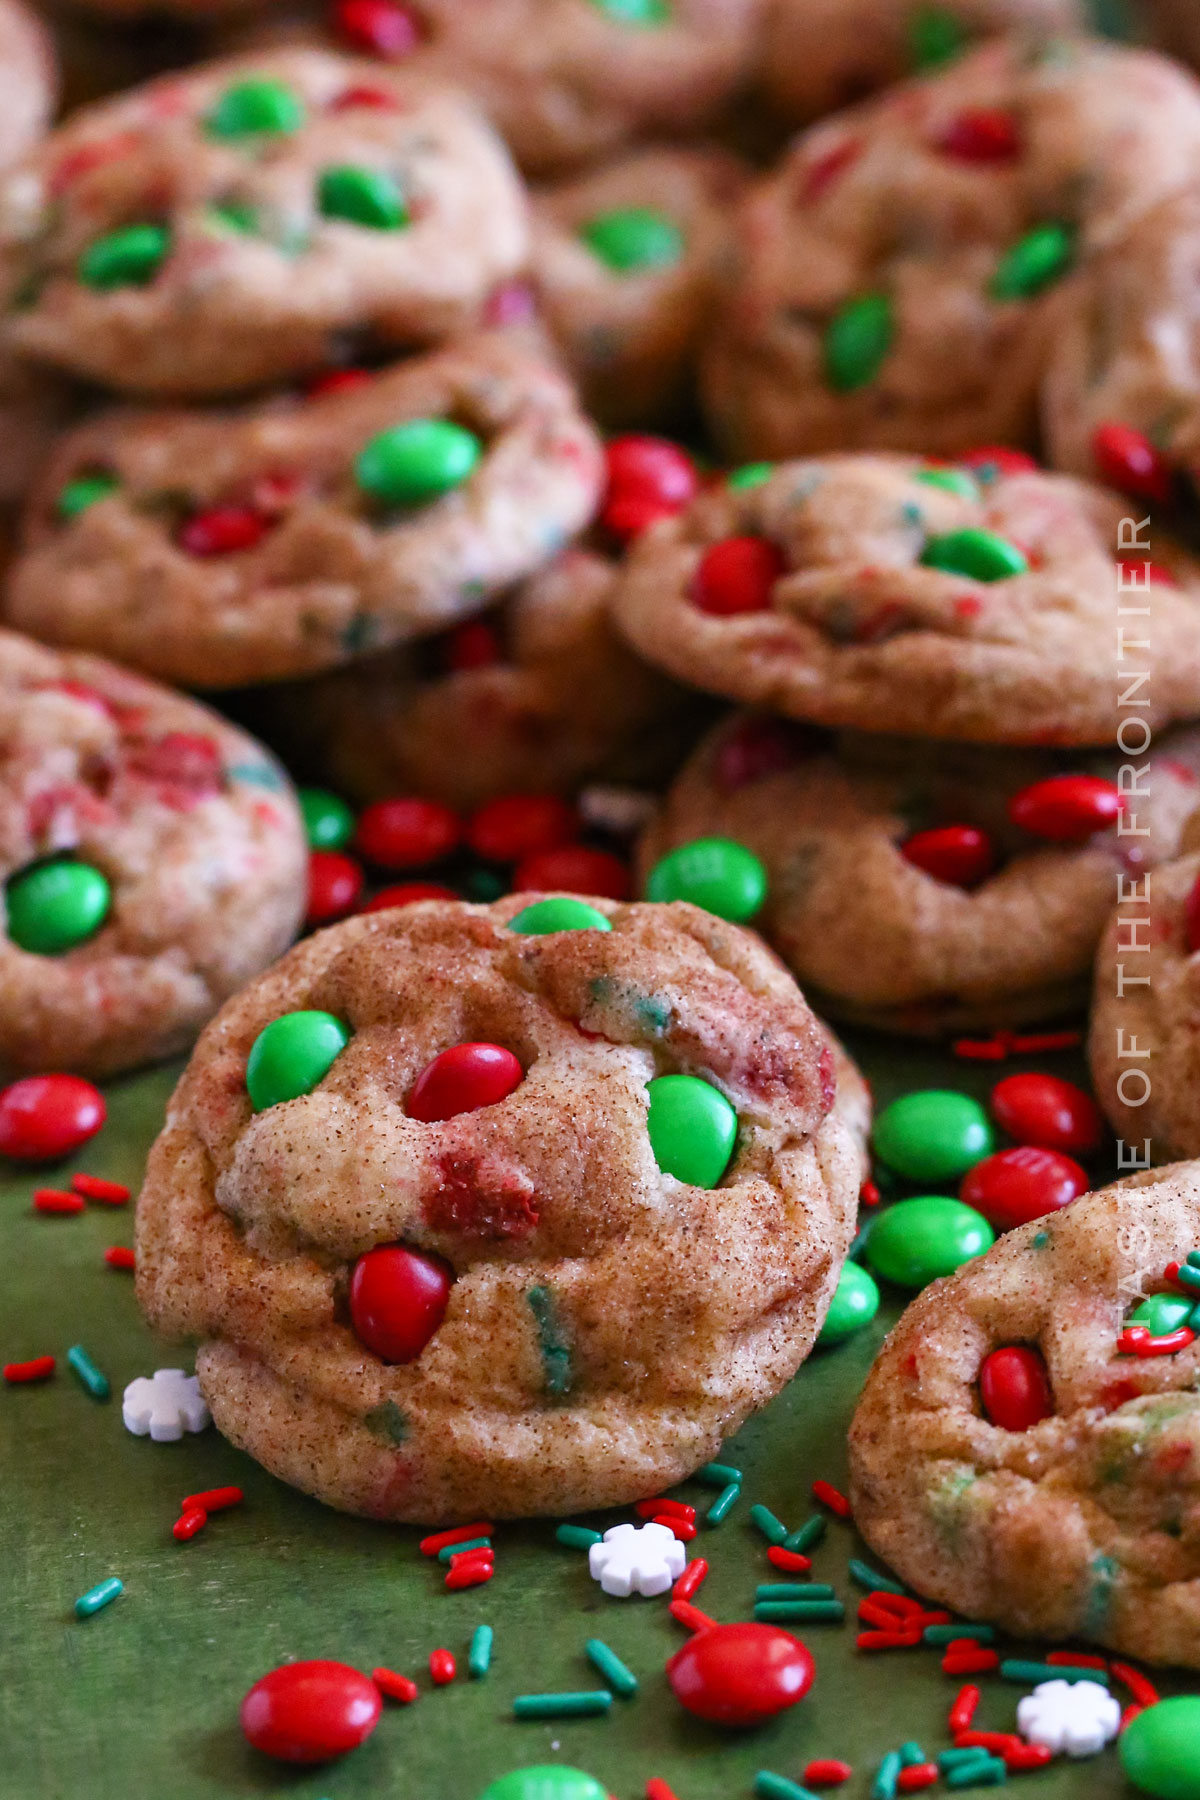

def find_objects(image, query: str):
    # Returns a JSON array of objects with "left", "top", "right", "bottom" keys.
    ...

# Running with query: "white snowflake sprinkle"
[
  {"left": 1017, "top": 1679, "right": 1121, "bottom": 1758},
  {"left": 588, "top": 1521, "right": 687, "bottom": 1598},
  {"left": 122, "top": 1369, "right": 210, "bottom": 1443}
]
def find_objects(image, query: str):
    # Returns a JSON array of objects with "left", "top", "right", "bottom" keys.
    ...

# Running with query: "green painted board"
[{"left": 0, "top": 1038, "right": 1189, "bottom": 1798}]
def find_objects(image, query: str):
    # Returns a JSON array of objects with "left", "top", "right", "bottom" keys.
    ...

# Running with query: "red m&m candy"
[
  {"left": 602, "top": 435, "right": 699, "bottom": 542},
  {"left": 0, "top": 1074, "right": 105, "bottom": 1162},
  {"left": 666, "top": 1621, "right": 814, "bottom": 1727},
  {"left": 240, "top": 1659, "right": 381, "bottom": 1764},
  {"left": 408, "top": 1043, "right": 524, "bottom": 1121},
  {"left": 306, "top": 850, "right": 364, "bottom": 925},
  {"left": 960, "top": 1145, "right": 1088, "bottom": 1230},
  {"left": 177, "top": 505, "right": 268, "bottom": 557},
  {"left": 979, "top": 1345, "right": 1054, "bottom": 1432},
  {"left": 356, "top": 797, "right": 460, "bottom": 869},
  {"left": 1091, "top": 421, "right": 1172, "bottom": 506},
  {"left": 1007, "top": 774, "right": 1121, "bottom": 841},
  {"left": 900, "top": 824, "right": 995, "bottom": 889},
  {"left": 513, "top": 844, "right": 629, "bottom": 901},
  {"left": 466, "top": 794, "right": 577, "bottom": 864},
  {"left": 691, "top": 537, "right": 784, "bottom": 616},
  {"left": 990, "top": 1073, "right": 1103, "bottom": 1155},
  {"left": 936, "top": 108, "right": 1020, "bottom": 162},
  {"left": 349, "top": 1244, "right": 453, "bottom": 1363},
  {"left": 331, "top": 0, "right": 422, "bottom": 56},
  {"left": 362, "top": 881, "right": 457, "bottom": 913}
]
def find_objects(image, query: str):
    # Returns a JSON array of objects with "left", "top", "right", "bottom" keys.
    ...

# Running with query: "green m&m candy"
[
  {"left": 509, "top": 897, "right": 612, "bottom": 934},
  {"left": 874, "top": 1089, "right": 994, "bottom": 1182},
  {"left": 318, "top": 166, "right": 408, "bottom": 230},
  {"left": 728, "top": 462, "right": 774, "bottom": 491},
  {"left": 866, "top": 1196, "right": 994, "bottom": 1289},
  {"left": 920, "top": 528, "right": 1028, "bottom": 582},
  {"left": 1122, "top": 1698, "right": 1200, "bottom": 1800},
  {"left": 206, "top": 78, "right": 304, "bottom": 139},
  {"left": 645, "top": 837, "right": 767, "bottom": 924},
  {"left": 246, "top": 1010, "right": 350, "bottom": 1111},
  {"left": 7, "top": 860, "right": 111, "bottom": 955},
  {"left": 587, "top": 0, "right": 670, "bottom": 24},
  {"left": 991, "top": 222, "right": 1074, "bottom": 301},
  {"left": 580, "top": 207, "right": 684, "bottom": 274},
  {"left": 909, "top": 4, "right": 967, "bottom": 69},
  {"left": 479, "top": 1770, "right": 609, "bottom": 1800},
  {"left": 823, "top": 292, "right": 894, "bottom": 392},
  {"left": 646, "top": 1074, "right": 737, "bottom": 1187},
  {"left": 1129, "top": 1293, "right": 1195, "bottom": 1337},
  {"left": 818, "top": 1260, "right": 880, "bottom": 1346},
  {"left": 355, "top": 420, "right": 482, "bottom": 508},
  {"left": 78, "top": 223, "right": 170, "bottom": 291},
  {"left": 57, "top": 472, "right": 119, "bottom": 520},
  {"left": 298, "top": 787, "right": 355, "bottom": 850},
  {"left": 915, "top": 466, "right": 978, "bottom": 501}
]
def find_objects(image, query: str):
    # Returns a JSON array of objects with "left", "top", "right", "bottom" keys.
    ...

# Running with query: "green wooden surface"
[{"left": 0, "top": 1038, "right": 1189, "bottom": 1799}]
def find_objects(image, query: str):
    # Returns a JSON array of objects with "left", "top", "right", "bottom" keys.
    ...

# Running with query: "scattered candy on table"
[{"left": 240, "top": 1660, "right": 382, "bottom": 1764}]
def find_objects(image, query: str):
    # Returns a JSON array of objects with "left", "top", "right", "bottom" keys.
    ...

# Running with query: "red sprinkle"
[
  {"left": 306, "top": 367, "right": 373, "bottom": 400},
  {"left": 767, "top": 1546, "right": 812, "bottom": 1574},
  {"left": 960, "top": 447, "right": 1038, "bottom": 479},
  {"left": 3, "top": 1355, "right": 55, "bottom": 1383},
  {"left": 429, "top": 1649, "right": 456, "bottom": 1686},
  {"left": 1046, "top": 1651, "right": 1107, "bottom": 1670},
  {"left": 811, "top": 1479, "right": 851, "bottom": 1518},
  {"left": 1120, "top": 1325, "right": 1195, "bottom": 1357},
  {"left": 949, "top": 1684, "right": 981, "bottom": 1733},
  {"left": 445, "top": 1556, "right": 494, "bottom": 1591},
  {"left": 1092, "top": 422, "right": 1173, "bottom": 506},
  {"left": 943, "top": 1647, "right": 1000, "bottom": 1676},
  {"left": 33, "top": 1188, "right": 85, "bottom": 1214},
  {"left": 467, "top": 793, "right": 578, "bottom": 864},
  {"left": 104, "top": 1246, "right": 136, "bottom": 1270},
  {"left": 181, "top": 1486, "right": 243, "bottom": 1514},
  {"left": 859, "top": 1178, "right": 881, "bottom": 1208},
  {"left": 173, "top": 1508, "right": 208, "bottom": 1542},
  {"left": 177, "top": 505, "right": 268, "bottom": 558},
  {"left": 0, "top": 1075, "right": 106, "bottom": 1163},
  {"left": 672, "top": 1558, "right": 709, "bottom": 1602},
  {"left": 1008, "top": 1030, "right": 1083, "bottom": 1054},
  {"left": 655, "top": 1515, "right": 697, "bottom": 1542},
  {"left": 857, "top": 1628, "right": 923, "bottom": 1650},
  {"left": 71, "top": 1173, "right": 130, "bottom": 1204},
  {"left": 514, "top": 844, "right": 630, "bottom": 901},
  {"left": 306, "top": 849, "right": 365, "bottom": 925},
  {"left": 637, "top": 1498, "right": 696, "bottom": 1522},
  {"left": 1003, "top": 1744, "right": 1055, "bottom": 1771},
  {"left": 669, "top": 1600, "right": 716, "bottom": 1633},
  {"left": 372, "top": 1667, "right": 419, "bottom": 1704},
  {"left": 1111, "top": 1661, "right": 1160, "bottom": 1707},
  {"left": 420, "top": 1522, "right": 494, "bottom": 1557},
  {"left": 331, "top": 83, "right": 400, "bottom": 111},
  {"left": 804, "top": 1761, "right": 853, "bottom": 1787},
  {"left": 692, "top": 536, "right": 784, "bottom": 616},
  {"left": 357, "top": 797, "right": 460, "bottom": 870},
  {"left": 936, "top": 107, "right": 1020, "bottom": 162},
  {"left": 897, "top": 1765, "right": 939, "bottom": 1793}
]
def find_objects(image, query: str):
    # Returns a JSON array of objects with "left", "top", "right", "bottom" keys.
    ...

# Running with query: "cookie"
[
  {"left": 224, "top": 0, "right": 764, "bottom": 177},
  {"left": 701, "top": 38, "right": 1200, "bottom": 461},
  {"left": 0, "top": 349, "right": 70, "bottom": 507},
  {"left": 8, "top": 334, "right": 604, "bottom": 689},
  {"left": 609, "top": 452, "right": 1200, "bottom": 745},
  {"left": 134, "top": 894, "right": 869, "bottom": 1522},
  {"left": 0, "top": 50, "right": 530, "bottom": 397},
  {"left": 849, "top": 1163, "right": 1200, "bottom": 1669},
  {"left": 641, "top": 713, "right": 1200, "bottom": 1036},
  {"left": 1090, "top": 848, "right": 1200, "bottom": 1163},
  {"left": 1042, "top": 185, "right": 1200, "bottom": 505},
  {"left": 0, "top": 0, "right": 55, "bottom": 173},
  {"left": 265, "top": 549, "right": 705, "bottom": 811},
  {"left": 0, "top": 627, "right": 306, "bottom": 1078},
  {"left": 531, "top": 145, "right": 745, "bottom": 429},
  {"left": 763, "top": 0, "right": 1085, "bottom": 123}
]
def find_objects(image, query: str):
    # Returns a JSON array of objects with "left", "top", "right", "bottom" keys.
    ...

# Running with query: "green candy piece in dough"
[
  {"left": 78, "top": 224, "right": 170, "bottom": 291},
  {"left": 1121, "top": 1698, "right": 1200, "bottom": 1800},
  {"left": 991, "top": 223, "right": 1074, "bottom": 301},
  {"left": 206, "top": 78, "right": 304, "bottom": 139},
  {"left": 318, "top": 165, "right": 408, "bottom": 230},
  {"left": 7, "top": 860, "right": 111, "bottom": 955},
  {"left": 57, "top": 473, "right": 118, "bottom": 519},
  {"left": 915, "top": 466, "right": 978, "bottom": 501},
  {"left": 909, "top": 5, "right": 968, "bottom": 69},
  {"left": 246, "top": 1010, "right": 351, "bottom": 1111},
  {"left": 587, "top": 0, "right": 669, "bottom": 22},
  {"left": 646, "top": 1073, "right": 737, "bottom": 1187},
  {"left": 356, "top": 419, "right": 482, "bottom": 508},
  {"left": 873, "top": 1089, "right": 994, "bottom": 1182},
  {"left": 509, "top": 898, "right": 612, "bottom": 934},
  {"left": 920, "top": 528, "right": 1028, "bottom": 582},
  {"left": 728, "top": 462, "right": 774, "bottom": 490},
  {"left": 644, "top": 836, "right": 767, "bottom": 923},
  {"left": 866, "top": 1196, "right": 994, "bottom": 1290},
  {"left": 818, "top": 1261, "right": 880, "bottom": 1346},
  {"left": 580, "top": 207, "right": 684, "bottom": 273},
  {"left": 824, "top": 293, "right": 894, "bottom": 392}
]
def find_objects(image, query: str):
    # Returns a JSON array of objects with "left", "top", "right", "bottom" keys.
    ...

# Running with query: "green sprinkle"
[
  {"left": 785, "top": 1514, "right": 826, "bottom": 1554},
  {"left": 946, "top": 1758, "right": 1006, "bottom": 1791},
  {"left": 706, "top": 1482, "right": 741, "bottom": 1525},
  {"left": 78, "top": 224, "right": 169, "bottom": 291},
  {"left": 748, "top": 1503, "right": 788, "bottom": 1546},
  {"left": 915, "top": 467, "right": 978, "bottom": 500},
  {"left": 921, "top": 528, "right": 1028, "bottom": 582},
  {"left": 527, "top": 1286, "right": 573, "bottom": 1396},
  {"left": 513, "top": 1691, "right": 613, "bottom": 1720},
  {"left": 754, "top": 1599, "right": 845, "bottom": 1622},
  {"left": 824, "top": 292, "right": 894, "bottom": 392},
  {"left": 585, "top": 1638, "right": 638, "bottom": 1697},
  {"left": 555, "top": 1523, "right": 602, "bottom": 1549},
  {"left": 909, "top": 4, "right": 967, "bottom": 68},
  {"left": 924, "top": 1622, "right": 995, "bottom": 1645},
  {"left": 580, "top": 207, "right": 684, "bottom": 274},
  {"left": 939, "top": 1749, "right": 995, "bottom": 1772},
  {"left": 206, "top": 77, "right": 304, "bottom": 139},
  {"left": 438, "top": 1537, "right": 491, "bottom": 1564},
  {"left": 1173, "top": 1262, "right": 1200, "bottom": 1293},
  {"left": 848, "top": 1558, "right": 906, "bottom": 1595},
  {"left": 756, "top": 1583, "right": 835, "bottom": 1601},
  {"left": 699, "top": 1461, "right": 743, "bottom": 1485},
  {"left": 729, "top": 462, "right": 774, "bottom": 490},
  {"left": 66, "top": 1344, "right": 109, "bottom": 1401},
  {"left": 991, "top": 223, "right": 1074, "bottom": 301},
  {"left": 468, "top": 1624, "right": 493, "bottom": 1678},
  {"left": 588, "top": 0, "right": 669, "bottom": 20},
  {"left": 755, "top": 1776, "right": 821, "bottom": 1800},
  {"left": 57, "top": 472, "right": 118, "bottom": 520},
  {"left": 1000, "top": 1659, "right": 1109, "bottom": 1685},
  {"left": 900, "top": 1744, "right": 928, "bottom": 1768},
  {"left": 206, "top": 200, "right": 259, "bottom": 236},
  {"left": 364, "top": 1399, "right": 409, "bottom": 1444},
  {"left": 74, "top": 1576, "right": 122, "bottom": 1619},
  {"left": 319, "top": 165, "right": 408, "bottom": 230},
  {"left": 872, "top": 1751, "right": 903, "bottom": 1800}
]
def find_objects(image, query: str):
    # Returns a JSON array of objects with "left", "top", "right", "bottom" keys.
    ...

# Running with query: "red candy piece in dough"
[
  {"left": 990, "top": 1073, "right": 1104, "bottom": 1155},
  {"left": 1007, "top": 774, "right": 1121, "bottom": 841},
  {"left": 240, "top": 1660, "right": 382, "bottom": 1764},
  {"left": 1091, "top": 422, "right": 1173, "bottom": 506},
  {"left": 936, "top": 109, "right": 1021, "bottom": 162},
  {"left": 408, "top": 1043, "right": 524, "bottom": 1121},
  {"left": 900, "top": 825, "right": 995, "bottom": 889},
  {"left": 692, "top": 537, "right": 785, "bottom": 616},
  {"left": 177, "top": 506, "right": 268, "bottom": 557},
  {"left": 666, "top": 1621, "right": 814, "bottom": 1727},
  {"left": 0, "top": 1075, "right": 105, "bottom": 1162},
  {"left": 349, "top": 1244, "right": 453, "bottom": 1363},
  {"left": 331, "top": 0, "right": 422, "bottom": 57},
  {"left": 602, "top": 435, "right": 699, "bottom": 541},
  {"left": 960, "top": 1145, "right": 1089, "bottom": 1230},
  {"left": 979, "top": 1345, "right": 1054, "bottom": 1431}
]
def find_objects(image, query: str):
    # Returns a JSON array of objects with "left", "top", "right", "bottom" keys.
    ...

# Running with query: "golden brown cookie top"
[
  {"left": 0, "top": 50, "right": 530, "bottom": 396},
  {"left": 610, "top": 452, "right": 1200, "bottom": 745}
]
